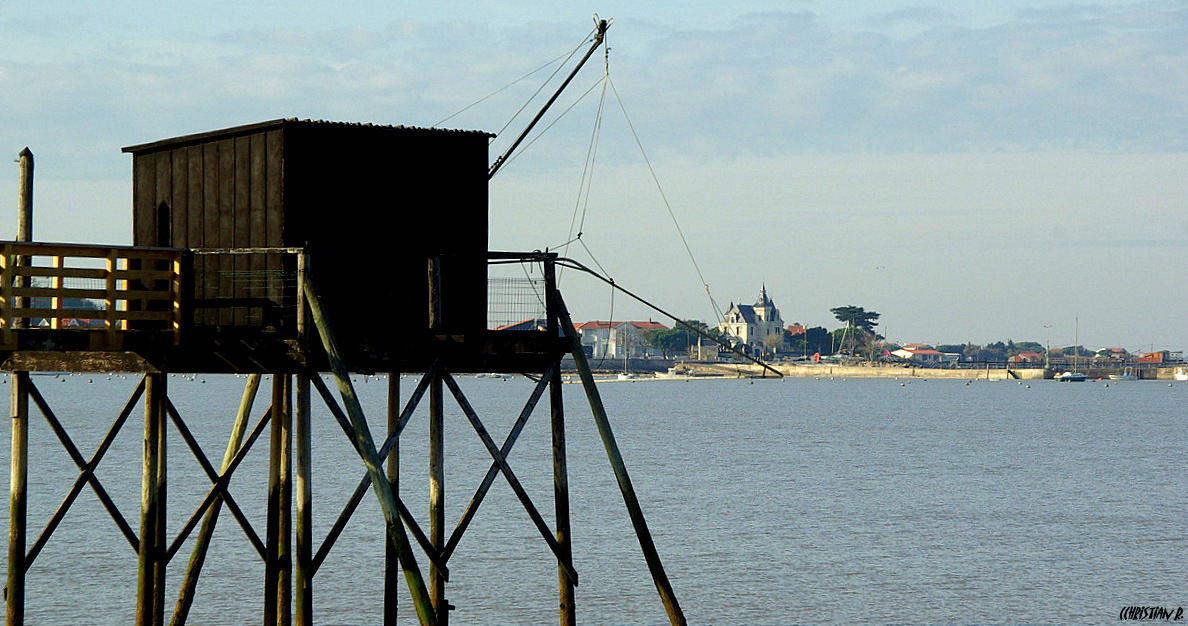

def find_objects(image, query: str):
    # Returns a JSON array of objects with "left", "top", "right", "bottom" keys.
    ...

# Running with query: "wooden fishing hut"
[{"left": 3, "top": 120, "right": 684, "bottom": 625}]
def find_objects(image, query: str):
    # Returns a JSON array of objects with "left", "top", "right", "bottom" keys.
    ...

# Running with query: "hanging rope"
[
  {"left": 432, "top": 28, "right": 595, "bottom": 134},
  {"left": 605, "top": 76, "right": 728, "bottom": 329},
  {"left": 559, "top": 72, "right": 609, "bottom": 283},
  {"left": 490, "top": 77, "right": 606, "bottom": 176}
]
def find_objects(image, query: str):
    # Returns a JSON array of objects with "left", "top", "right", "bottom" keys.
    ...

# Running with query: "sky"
[{"left": 1, "top": 1, "right": 1186, "bottom": 352}]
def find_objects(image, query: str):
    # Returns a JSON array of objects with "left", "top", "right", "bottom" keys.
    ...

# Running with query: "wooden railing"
[{"left": 0, "top": 241, "right": 183, "bottom": 348}]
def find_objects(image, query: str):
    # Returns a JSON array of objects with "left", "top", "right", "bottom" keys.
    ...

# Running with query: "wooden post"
[
  {"left": 384, "top": 373, "right": 400, "bottom": 626},
  {"left": 295, "top": 251, "right": 313, "bottom": 626},
  {"left": 294, "top": 374, "right": 312, "bottom": 626},
  {"left": 265, "top": 375, "right": 292, "bottom": 625},
  {"left": 7, "top": 153, "right": 31, "bottom": 625},
  {"left": 137, "top": 373, "right": 166, "bottom": 626},
  {"left": 545, "top": 260, "right": 576, "bottom": 626},
  {"left": 105, "top": 250, "right": 119, "bottom": 345},
  {"left": 14, "top": 149, "right": 32, "bottom": 330},
  {"left": 554, "top": 294, "right": 687, "bottom": 626},
  {"left": 49, "top": 256, "right": 63, "bottom": 329},
  {"left": 278, "top": 375, "right": 292, "bottom": 625},
  {"left": 427, "top": 256, "right": 447, "bottom": 624},
  {"left": 6, "top": 372, "right": 29, "bottom": 626},
  {"left": 550, "top": 366, "right": 575, "bottom": 625},
  {"left": 16, "top": 149, "right": 32, "bottom": 245},
  {"left": 155, "top": 377, "right": 167, "bottom": 626}
]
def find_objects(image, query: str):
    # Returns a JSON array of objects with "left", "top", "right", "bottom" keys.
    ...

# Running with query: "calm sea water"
[{"left": 1, "top": 373, "right": 1185, "bottom": 624}]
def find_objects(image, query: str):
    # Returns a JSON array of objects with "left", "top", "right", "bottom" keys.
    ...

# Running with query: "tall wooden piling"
[
  {"left": 294, "top": 252, "right": 313, "bottom": 626},
  {"left": 427, "top": 257, "right": 447, "bottom": 624},
  {"left": 545, "top": 261, "right": 575, "bottom": 625},
  {"left": 137, "top": 373, "right": 167, "bottom": 626},
  {"left": 294, "top": 374, "right": 312, "bottom": 626},
  {"left": 384, "top": 373, "right": 400, "bottom": 626},
  {"left": 265, "top": 375, "right": 292, "bottom": 625},
  {"left": 6, "top": 149, "right": 33, "bottom": 626},
  {"left": 6, "top": 372, "right": 28, "bottom": 626}
]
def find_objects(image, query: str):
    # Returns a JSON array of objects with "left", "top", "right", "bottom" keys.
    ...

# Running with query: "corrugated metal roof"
[{"left": 122, "top": 118, "right": 493, "bottom": 153}]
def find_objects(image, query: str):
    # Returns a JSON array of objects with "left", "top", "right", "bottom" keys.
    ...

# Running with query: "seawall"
[{"left": 686, "top": 362, "right": 1048, "bottom": 380}]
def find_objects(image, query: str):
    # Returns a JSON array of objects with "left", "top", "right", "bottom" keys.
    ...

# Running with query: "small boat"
[
  {"left": 1055, "top": 371, "right": 1087, "bottom": 382},
  {"left": 1175, "top": 367, "right": 1188, "bottom": 382},
  {"left": 1108, "top": 367, "right": 1138, "bottom": 381}
]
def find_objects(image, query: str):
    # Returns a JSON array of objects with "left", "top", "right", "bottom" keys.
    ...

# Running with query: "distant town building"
[
  {"left": 719, "top": 285, "right": 785, "bottom": 354},
  {"left": 576, "top": 320, "right": 669, "bottom": 359},
  {"left": 1009, "top": 350, "right": 1044, "bottom": 364},
  {"left": 891, "top": 348, "right": 944, "bottom": 363},
  {"left": 1095, "top": 347, "right": 1130, "bottom": 361},
  {"left": 1138, "top": 351, "right": 1176, "bottom": 364}
]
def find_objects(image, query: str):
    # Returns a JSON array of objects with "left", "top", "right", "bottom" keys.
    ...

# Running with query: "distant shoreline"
[{"left": 568, "top": 360, "right": 1186, "bottom": 381}]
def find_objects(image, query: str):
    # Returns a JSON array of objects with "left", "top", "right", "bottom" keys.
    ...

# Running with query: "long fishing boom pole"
[{"left": 488, "top": 18, "right": 610, "bottom": 180}]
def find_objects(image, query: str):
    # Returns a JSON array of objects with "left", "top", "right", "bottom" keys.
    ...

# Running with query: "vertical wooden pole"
[
  {"left": 138, "top": 373, "right": 166, "bottom": 626},
  {"left": 550, "top": 368, "right": 574, "bottom": 625},
  {"left": 49, "top": 256, "right": 63, "bottom": 329},
  {"left": 7, "top": 152, "right": 32, "bottom": 626},
  {"left": 6, "top": 371, "right": 28, "bottom": 626},
  {"left": 155, "top": 376, "right": 167, "bottom": 626},
  {"left": 384, "top": 373, "right": 400, "bottom": 626},
  {"left": 427, "top": 257, "right": 447, "bottom": 624},
  {"left": 279, "top": 375, "right": 292, "bottom": 625},
  {"left": 294, "top": 251, "right": 313, "bottom": 626},
  {"left": 264, "top": 376, "right": 278, "bottom": 625},
  {"left": 294, "top": 374, "right": 312, "bottom": 626},
  {"left": 16, "top": 149, "right": 32, "bottom": 248},
  {"left": 545, "top": 260, "right": 576, "bottom": 625},
  {"left": 265, "top": 374, "right": 292, "bottom": 625},
  {"left": 14, "top": 150, "right": 33, "bottom": 327},
  {"left": 429, "top": 375, "right": 445, "bottom": 624}
]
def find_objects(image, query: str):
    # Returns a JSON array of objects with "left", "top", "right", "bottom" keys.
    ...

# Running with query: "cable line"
[
  {"left": 606, "top": 76, "right": 728, "bottom": 328},
  {"left": 433, "top": 28, "right": 594, "bottom": 134}
]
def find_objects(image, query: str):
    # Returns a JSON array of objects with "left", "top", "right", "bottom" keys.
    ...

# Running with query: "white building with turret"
[{"left": 719, "top": 285, "right": 785, "bottom": 354}]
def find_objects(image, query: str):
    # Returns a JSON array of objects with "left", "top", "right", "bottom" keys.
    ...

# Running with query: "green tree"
[
  {"left": 830, "top": 305, "right": 880, "bottom": 333},
  {"left": 1015, "top": 341, "right": 1044, "bottom": 353},
  {"left": 830, "top": 305, "right": 881, "bottom": 357}
]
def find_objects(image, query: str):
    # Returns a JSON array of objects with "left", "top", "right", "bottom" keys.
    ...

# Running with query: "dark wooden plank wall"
[{"left": 131, "top": 129, "right": 286, "bottom": 327}]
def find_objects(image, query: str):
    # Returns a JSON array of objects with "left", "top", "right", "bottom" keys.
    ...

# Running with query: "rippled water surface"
[{"left": 2, "top": 373, "right": 1185, "bottom": 624}]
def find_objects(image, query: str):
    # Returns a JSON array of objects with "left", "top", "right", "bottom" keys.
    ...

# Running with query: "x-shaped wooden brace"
[{"left": 22, "top": 378, "right": 144, "bottom": 568}]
